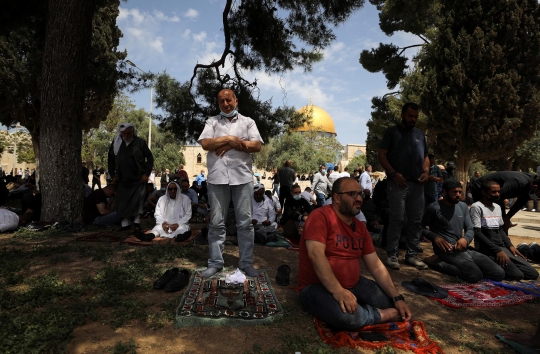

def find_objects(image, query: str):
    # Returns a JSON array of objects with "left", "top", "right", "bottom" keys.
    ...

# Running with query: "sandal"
[{"left": 276, "top": 264, "right": 290, "bottom": 286}]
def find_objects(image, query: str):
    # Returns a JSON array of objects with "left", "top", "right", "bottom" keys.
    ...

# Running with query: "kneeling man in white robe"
[{"left": 252, "top": 184, "right": 277, "bottom": 243}]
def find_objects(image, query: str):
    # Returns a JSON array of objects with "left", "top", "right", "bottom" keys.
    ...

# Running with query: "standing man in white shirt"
[
  {"left": 197, "top": 89, "right": 263, "bottom": 278},
  {"left": 359, "top": 165, "right": 373, "bottom": 196},
  {"left": 327, "top": 166, "right": 341, "bottom": 185}
]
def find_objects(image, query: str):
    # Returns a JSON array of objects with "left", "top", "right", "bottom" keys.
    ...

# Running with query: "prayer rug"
[
  {"left": 121, "top": 230, "right": 197, "bottom": 247},
  {"left": 263, "top": 233, "right": 291, "bottom": 248},
  {"left": 176, "top": 268, "right": 283, "bottom": 327},
  {"left": 429, "top": 281, "right": 534, "bottom": 308},
  {"left": 314, "top": 317, "right": 444, "bottom": 354},
  {"left": 75, "top": 232, "right": 121, "bottom": 243},
  {"left": 487, "top": 279, "right": 540, "bottom": 298}
]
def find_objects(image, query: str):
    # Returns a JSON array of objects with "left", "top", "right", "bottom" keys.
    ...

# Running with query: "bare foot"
[
  {"left": 422, "top": 254, "right": 437, "bottom": 266},
  {"left": 499, "top": 332, "right": 540, "bottom": 347},
  {"left": 378, "top": 308, "right": 402, "bottom": 323}
]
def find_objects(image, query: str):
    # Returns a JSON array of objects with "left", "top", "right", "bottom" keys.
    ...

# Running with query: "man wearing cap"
[
  {"left": 424, "top": 154, "right": 443, "bottom": 208},
  {"left": 422, "top": 179, "right": 504, "bottom": 282},
  {"left": 252, "top": 184, "right": 277, "bottom": 242},
  {"left": 378, "top": 102, "right": 429, "bottom": 270},
  {"left": 298, "top": 177, "right": 411, "bottom": 330},
  {"left": 197, "top": 89, "right": 263, "bottom": 278},
  {"left": 108, "top": 123, "right": 154, "bottom": 230}
]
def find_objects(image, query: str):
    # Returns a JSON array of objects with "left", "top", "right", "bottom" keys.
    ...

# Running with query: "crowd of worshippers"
[
  {"left": 77, "top": 96, "right": 540, "bottom": 334},
  {"left": 0, "top": 170, "right": 42, "bottom": 233}
]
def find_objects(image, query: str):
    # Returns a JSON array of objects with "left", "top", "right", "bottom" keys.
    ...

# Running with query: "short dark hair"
[
  {"left": 264, "top": 190, "right": 272, "bottom": 198},
  {"left": 481, "top": 178, "right": 499, "bottom": 192},
  {"left": 304, "top": 187, "right": 312, "bottom": 192},
  {"left": 344, "top": 167, "right": 348, "bottom": 171},
  {"left": 291, "top": 184, "right": 301, "bottom": 192},
  {"left": 442, "top": 179, "right": 461, "bottom": 191},
  {"left": 402, "top": 102, "right": 420, "bottom": 113},
  {"left": 334, "top": 166, "right": 339, "bottom": 171}
]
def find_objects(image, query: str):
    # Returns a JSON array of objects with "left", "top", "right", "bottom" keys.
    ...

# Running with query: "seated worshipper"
[
  {"left": 252, "top": 185, "right": 278, "bottom": 243},
  {"left": 135, "top": 181, "right": 192, "bottom": 242},
  {"left": 264, "top": 190, "right": 282, "bottom": 222},
  {"left": 180, "top": 179, "right": 208, "bottom": 218},
  {"left": 470, "top": 171, "right": 540, "bottom": 233},
  {"left": 301, "top": 187, "right": 317, "bottom": 206},
  {"left": 421, "top": 179, "right": 504, "bottom": 282},
  {"left": 19, "top": 182, "right": 42, "bottom": 222},
  {"left": 82, "top": 185, "right": 118, "bottom": 226},
  {"left": 298, "top": 177, "right": 412, "bottom": 330},
  {"left": 470, "top": 179, "right": 539, "bottom": 280},
  {"left": 281, "top": 184, "right": 313, "bottom": 239},
  {"left": 360, "top": 191, "right": 382, "bottom": 234}
]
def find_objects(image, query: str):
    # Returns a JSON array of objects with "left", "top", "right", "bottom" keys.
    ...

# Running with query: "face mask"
[
  {"left": 220, "top": 109, "right": 238, "bottom": 118},
  {"left": 321, "top": 170, "right": 326, "bottom": 176},
  {"left": 293, "top": 195, "right": 301, "bottom": 200},
  {"left": 487, "top": 195, "right": 500, "bottom": 202}
]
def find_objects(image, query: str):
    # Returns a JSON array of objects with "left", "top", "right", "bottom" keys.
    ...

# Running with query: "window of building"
[{"left": 197, "top": 153, "right": 202, "bottom": 164}]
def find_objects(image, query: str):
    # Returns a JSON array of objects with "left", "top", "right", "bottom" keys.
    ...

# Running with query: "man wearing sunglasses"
[{"left": 298, "top": 177, "right": 411, "bottom": 330}]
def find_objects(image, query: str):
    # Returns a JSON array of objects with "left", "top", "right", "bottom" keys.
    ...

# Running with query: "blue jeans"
[
  {"left": 386, "top": 180, "right": 424, "bottom": 258},
  {"left": 433, "top": 249, "right": 504, "bottom": 282},
  {"left": 92, "top": 211, "right": 118, "bottom": 227},
  {"left": 207, "top": 182, "right": 254, "bottom": 269},
  {"left": 300, "top": 277, "right": 393, "bottom": 330},
  {"left": 315, "top": 192, "right": 326, "bottom": 207},
  {"left": 272, "top": 183, "right": 279, "bottom": 197}
]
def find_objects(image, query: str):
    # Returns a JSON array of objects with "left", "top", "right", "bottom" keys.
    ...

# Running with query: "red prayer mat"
[
  {"left": 314, "top": 317, "right": 444, "bottom": 353},
  {"left": 430, "top": 281, "right": 534, "bottom": 308}
]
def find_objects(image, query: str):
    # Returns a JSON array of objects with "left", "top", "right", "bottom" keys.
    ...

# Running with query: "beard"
[
  {"left": 401, "top": 118, "right": 415, "bottom": 130},
  {"left": 338, "top": 199, "right": 361, "bottom": 217}
]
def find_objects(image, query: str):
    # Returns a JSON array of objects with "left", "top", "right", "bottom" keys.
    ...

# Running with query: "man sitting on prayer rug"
[
  {"left": 298, "top": 177, "right": 412, "bottom": 330},
  {"left": 252, "top": 184, "right": 277, "bottom": 243},
  {"left": 422, "top": 179, "right": 504, "bottom": 282},
  {"left": 470, "top": 179, "right": 539, "bottom": 281},
  {"left": 135, "top": 181, "right": 191, "bottom": 241}
]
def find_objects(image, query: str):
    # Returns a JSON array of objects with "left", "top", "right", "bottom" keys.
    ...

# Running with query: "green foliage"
[
  {"left": 346, "top": 154, "right": 367, "bottom": 171},
  {"left": 82, "top": 93, "right": 185, "bottom": 172},
  {"left": 513, "top": 130, "right": 540, "bottom": 171},
  {"left": 254, "top": 131, "right": 343, "bottom": 174},
  {"left": 365, "top": 96, "right": 399, "bottom": 170}
]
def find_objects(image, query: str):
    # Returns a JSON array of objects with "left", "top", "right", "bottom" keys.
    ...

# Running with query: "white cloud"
[
  {"left": 185, "top": 8, "right": 199, "bottom": 19},
  {"left": 154, "top": 10, "right": 180, "bottom": 22},
  {"left": 192, "top": 31, "right": 207, "bottom": 42},
  {"left": 183, "top": 29, "right": 192, "bottom": 38},
  {"left": 149, "top": 37, "right": 164, "bottom": 53}
]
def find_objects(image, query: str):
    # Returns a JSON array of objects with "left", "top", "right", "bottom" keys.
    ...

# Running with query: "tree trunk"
[
  {"left": 31, "top": 133, "right": 40, "bottom": 190},
  {"left": 455, "top": 156, "right": 471, "bottom": 199},
  {"left": 40, "top": 0, "right": 95, "bottom": 222}
]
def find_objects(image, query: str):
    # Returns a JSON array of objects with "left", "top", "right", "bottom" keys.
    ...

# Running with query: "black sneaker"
[
  {"left": 164, "top": 269, "right": 190, "bottom": 292},
  {"left": 154, "top": 268, "right": 179, "bottom": 290}
]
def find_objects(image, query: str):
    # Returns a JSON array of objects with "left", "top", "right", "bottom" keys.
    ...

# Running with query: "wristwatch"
[
  {"left": 392, "top": 294, "right": 405, "bottom": 303},
  {"left": 388, "top": 171, "right": 397, "bottom": 179}
]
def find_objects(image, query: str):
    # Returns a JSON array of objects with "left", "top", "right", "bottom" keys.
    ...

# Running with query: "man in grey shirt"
[
  {"left": 311, "top": 165, "right": 332, "bottom": 207},
  {"left": 197, "top": 89, "right": 263, "bottom": 278},
  {"left": 422, "top": 179, "right": 504, "bottom": 282}
]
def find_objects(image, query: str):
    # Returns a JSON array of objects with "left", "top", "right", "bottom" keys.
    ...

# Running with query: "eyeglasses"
[
  {"left": 336, "top": 191, "right": 362, "bottom": 198},
  {"left": 168, "top": 188, "right": 178, "bottom": 191}
]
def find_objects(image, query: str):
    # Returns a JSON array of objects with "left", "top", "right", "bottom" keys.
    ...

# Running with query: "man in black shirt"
[
  {"left": 378, "top": 102, "right": 429, "bottom": 270},
  {"left": 470, "top": 171, "right": 540, "bottom": 233},
  {"left": 278, "top": 160, "right": 296, "bottom": 208},
  {"left": 271, "top": 168, "right": 280, "bottom": 196},
  {"left": 83, "top": 185, "right": 117, "bottom": 226},
  {"left": 281, "top": 184, "right": 312, "bottom": 240}
]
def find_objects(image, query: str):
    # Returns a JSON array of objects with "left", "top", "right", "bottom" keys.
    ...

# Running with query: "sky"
[{"left": 117, "top": 0, "right": 419, "bottom": 146}]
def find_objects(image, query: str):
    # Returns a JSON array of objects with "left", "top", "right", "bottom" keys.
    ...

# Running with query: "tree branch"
[
  {"left": 188, "top": 0, "right": 234, "bottom": 102},
  {"left": 397, "top": 44, "right": 425, "bottom": 56},
  {"left": 418, "top": 34, "right": 429, "bottom": 44},
  {"left": 382, "top": 91, "right": 401, "bottom": 99}
]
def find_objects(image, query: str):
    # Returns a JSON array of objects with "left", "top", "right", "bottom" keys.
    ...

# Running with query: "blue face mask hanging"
[{"left": 220, "top": 109, "right": 238, "bottom": 118}]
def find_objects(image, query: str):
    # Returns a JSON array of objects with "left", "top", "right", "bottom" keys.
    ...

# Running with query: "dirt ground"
[{"left": 3, "top": 223, "right": 539, "bottom": 354}]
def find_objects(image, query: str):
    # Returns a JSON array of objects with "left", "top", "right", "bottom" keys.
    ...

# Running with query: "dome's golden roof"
[{"left": 294, "top": 104, "right": 336, "bottom": 134}]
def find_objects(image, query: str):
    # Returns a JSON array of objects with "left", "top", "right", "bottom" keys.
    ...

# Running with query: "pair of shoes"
[
  {"left": 134, "top": 229, "right": 155, "bottom": 242},
  {"left": 386, "top": 255, "right": 400, "bottom": 270},
  {"left": 406, "top": 256, "right": 428, "bottom": 270},
  {"left": 175, "top": 230, "right": 192, "bottom": 242},
  {"left": 522, "top": 207, "right": 528, "bottom": 211},
  {"left": 530, "top": 242, "right": 538, "bottom": 247},
  {"left": 153, "top": 268, "right": 190, "bottom": 292},
  {"left": 532, "top": 209, "right": 536, "bottom": 212},
  {"left": 276, "top": 264, "right": 290, "bottom": 286},
  {"left": 517, "top": 243, "right": 529, "bottom": 248}
]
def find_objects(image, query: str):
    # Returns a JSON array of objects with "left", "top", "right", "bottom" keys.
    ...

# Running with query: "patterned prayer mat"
[
  {"left": 314, "top": 317, "right": 444, "bottom": 354},
  {"left": 430, "top": 281, "right": 535, "bottom": 308},
  {"left": 176, "top": 268, "right": 283, "bottom": 327},
  {"left": 488, "top": 279, "right": 540, "bottom": 297}
]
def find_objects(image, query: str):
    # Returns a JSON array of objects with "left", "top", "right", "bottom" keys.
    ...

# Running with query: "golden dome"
[{"left": 294, "top": 104, "right": 336, "bottom": 135}]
